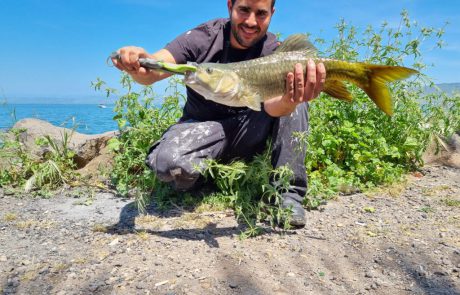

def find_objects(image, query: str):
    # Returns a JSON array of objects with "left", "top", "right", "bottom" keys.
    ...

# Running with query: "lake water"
[{"left": 0, "top": 104, "right": 119, "bottom": 134}]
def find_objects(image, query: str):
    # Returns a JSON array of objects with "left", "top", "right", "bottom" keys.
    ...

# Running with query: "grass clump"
[
  {"left": 3, "top": 212, "right": 17, "bottom": 222},
  {"left": 442, "top": 198, "right": 460, "bottom": 207},
  {"left": 0, "top": 127, "right": 78, "bottom": 197}
]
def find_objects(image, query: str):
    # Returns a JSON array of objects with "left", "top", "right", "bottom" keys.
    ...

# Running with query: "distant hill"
[{"left": 425, "top": 83, "right": 460, "bottom": 95}]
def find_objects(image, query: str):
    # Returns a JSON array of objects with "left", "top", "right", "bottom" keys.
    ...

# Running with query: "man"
[{"left": 112, "top": 0, "right": 326, "bottom": 227}]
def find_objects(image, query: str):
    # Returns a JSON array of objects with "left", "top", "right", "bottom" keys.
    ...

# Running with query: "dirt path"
[{"left": 1, "top": 165, "right": 459, "bottom": 295}]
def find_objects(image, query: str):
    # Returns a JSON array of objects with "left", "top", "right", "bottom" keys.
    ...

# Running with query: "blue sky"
[{"left": 1, "top": 0, "right": 459, "bottom": 103}]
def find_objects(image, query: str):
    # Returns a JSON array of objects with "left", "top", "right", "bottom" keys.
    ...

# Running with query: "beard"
[{"left": 230, "top": 22, "right": 264, "bottom": 49}]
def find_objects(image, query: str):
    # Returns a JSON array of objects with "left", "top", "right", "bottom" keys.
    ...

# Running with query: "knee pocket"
[{"left": 147, "top": 143, "right": 200, "bottom": 184}]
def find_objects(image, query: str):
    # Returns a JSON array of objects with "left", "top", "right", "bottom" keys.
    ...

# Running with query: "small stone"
[
  {"left": 155, "top": 280, "right": 169, "bottom": 287},
  {"left": 67, "top": 272, "right": 77, "bottom": 279},
  {"left": 39, "top": 266, "right": 49, "bottom": 274},
  {"left": 109, "top": 238, "right": 119, "bottom": 246},
  {"left": 287, "top": 272, "right": 295, "bottom": 277},
  {"left": 0, "top": 255, "right": 7, "bottom": 262},
  {"left": 21, "top": 260, "right": 31, "bottom": 266},
  {"left": 8, "top": 277, "right": 20, "bottom": 288},
  {"left": 229, "top": 282, "right": 238, "bottom": 289},
  {"left": 434, "top": 271, "right": 447, "bottom": 276},
  {"left": 365, "top": 272, "right": 374, "bottom": 278}
]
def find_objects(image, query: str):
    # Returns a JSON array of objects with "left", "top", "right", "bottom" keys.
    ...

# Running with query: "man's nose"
[{"left": 244, "top": 12, "right": 257, "bottom": 27}]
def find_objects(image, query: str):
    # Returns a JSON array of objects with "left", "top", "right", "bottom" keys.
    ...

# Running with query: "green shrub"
[
  {"left": 0, "top": 128, "right": 77, "bottom": 197},
  {"left": 302, "top": 11, "right": 459, "bottom": 205}
]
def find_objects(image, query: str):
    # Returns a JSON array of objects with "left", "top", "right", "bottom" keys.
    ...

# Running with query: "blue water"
[{"left": 0, "top": 104, "right": 119, "bottom": 134}]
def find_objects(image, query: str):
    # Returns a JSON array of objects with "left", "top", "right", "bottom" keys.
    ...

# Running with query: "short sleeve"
[{"left": 165, "top": 20, "right": 221, "bottom": 64}]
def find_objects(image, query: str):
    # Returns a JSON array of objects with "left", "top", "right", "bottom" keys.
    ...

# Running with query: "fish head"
[{"left": 184, "top": 63, "right": 240, "bottom": 103}]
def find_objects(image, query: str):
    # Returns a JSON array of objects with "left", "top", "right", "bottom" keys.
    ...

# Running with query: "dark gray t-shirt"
[{"left": 165, "top": 18, "right": 279, "bottom": 121}]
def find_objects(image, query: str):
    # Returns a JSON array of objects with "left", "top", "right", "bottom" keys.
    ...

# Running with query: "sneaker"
[{"left": 281, "top": 193, "right": 306, "bottom": 227}]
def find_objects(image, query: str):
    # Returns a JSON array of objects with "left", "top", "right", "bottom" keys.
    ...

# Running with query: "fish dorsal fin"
[{"left": 275, "top": 34, "right": 317, "bottom": 56}]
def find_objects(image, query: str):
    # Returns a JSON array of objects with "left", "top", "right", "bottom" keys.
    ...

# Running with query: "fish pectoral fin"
[
  {"left": 215, "top": 74, "right": 237, "bottom": 94},
  {"left": 323, "top": 80, "right": 353, "bottom": 102},
  {"left": 240, "top": 91, "right": 262, "bottom": 111}
]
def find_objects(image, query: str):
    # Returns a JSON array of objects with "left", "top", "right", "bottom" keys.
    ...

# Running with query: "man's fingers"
[
  {"left": 118, "top": 50, "right": 138, "bottom": 72},
  {"left": 285, "top": 72, "right": 295, "bottom": 103},
  {"left": 312, "top": 62, "right": 326, "bottom": 100},
  {"left": 294, "top": 63, "right": 304, "bottom": 102},
  {"left": 128, "top": 52, "right": 141, "bottom": 71},
  {"left": 304, "top": 59, "right": 316, "bottom": 101}
]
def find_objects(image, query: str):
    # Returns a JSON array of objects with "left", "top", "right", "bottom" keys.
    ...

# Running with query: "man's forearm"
[{"left": 131, "top": 71, "right": 172, "bottom": 85}]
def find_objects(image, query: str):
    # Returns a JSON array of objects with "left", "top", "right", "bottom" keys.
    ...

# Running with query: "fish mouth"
[
  {"left": 183, "top": 62, "right": 198, "bottom": 85},
  {"left": 183, "top": 71, "right": 197, "bottom": 85}
]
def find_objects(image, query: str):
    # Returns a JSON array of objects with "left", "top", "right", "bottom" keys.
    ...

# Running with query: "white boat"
[{"left": 98, "top": 104, "right": 107, "bottom": 109}]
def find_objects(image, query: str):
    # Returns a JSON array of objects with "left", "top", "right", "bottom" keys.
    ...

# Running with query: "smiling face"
[{"left": 227, "top": 0, "right": 275, "bottom": 49}]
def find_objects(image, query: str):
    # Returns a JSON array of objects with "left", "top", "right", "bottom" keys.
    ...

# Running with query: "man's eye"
[
  {"left": 257, "top": 11, "right": 268, "bottom": 18},
  {"left": 238, "top": 7, "right": 250, "bottom": 14}
]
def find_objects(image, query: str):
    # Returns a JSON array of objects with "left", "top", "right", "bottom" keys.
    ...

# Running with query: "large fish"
[{"left": 183, "top": 34, "right": 418, "bottom": 116}]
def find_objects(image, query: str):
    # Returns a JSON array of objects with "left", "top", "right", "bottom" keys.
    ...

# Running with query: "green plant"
[
  {"left": 93, "top": 74, "right": 185, "bottom": 212},
  {"left": 442, "top": 198, "right": 460, "bottom": 207},
  {"left": 199, "top": 148, "right": 294, "bottom": 238},
  {"left": 0, "top": 127, "right": 49, "bottom": 190},
  {"left": 0, "top": 127, "right": 77, "bottom": 196},
  {"left": 301, "top": 10, "right": 459, "bottom": 205}
]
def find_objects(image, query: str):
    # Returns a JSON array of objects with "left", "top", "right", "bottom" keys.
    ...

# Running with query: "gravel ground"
[{"left": 1, "top": 165, "right": 459, "bottom": 295}]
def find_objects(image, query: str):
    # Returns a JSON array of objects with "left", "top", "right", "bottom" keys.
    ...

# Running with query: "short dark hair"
[{"left": 231, "top": 0, "right": 276, "bottom": 9}]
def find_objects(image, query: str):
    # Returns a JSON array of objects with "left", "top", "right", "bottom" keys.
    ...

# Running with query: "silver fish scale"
[{"left": 231, "top": 51, "right": 312, "bottom": 100}]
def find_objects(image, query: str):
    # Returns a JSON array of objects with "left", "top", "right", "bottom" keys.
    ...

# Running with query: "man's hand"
[
  {"left": 111, "top": 46, "right": 151, "bottom": 75},
  {"left": 284, "top": 59, "right": 326, "bottom": 105},
  {"left": 264, "top": 59, "right": 326, "bottom": 117},
  {"left": 111, "top": 47, "right": 176, "bottom": 85}
]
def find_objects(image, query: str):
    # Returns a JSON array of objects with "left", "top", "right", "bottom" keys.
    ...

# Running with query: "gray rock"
[{"left": 11, "top": 118, "right": 117, "bottom": 169}]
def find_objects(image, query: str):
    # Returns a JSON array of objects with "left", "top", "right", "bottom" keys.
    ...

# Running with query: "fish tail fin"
[
  {"left": 357, "top": 64, "right": 418, "bottom": 116},
  {"left": 323, "top": 80, "right": 353, "bottom": 102}
]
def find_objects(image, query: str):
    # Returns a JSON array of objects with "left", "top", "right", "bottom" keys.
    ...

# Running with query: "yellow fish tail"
[{"left": 358, "top": 65, "right": 418, "bottom": 116}]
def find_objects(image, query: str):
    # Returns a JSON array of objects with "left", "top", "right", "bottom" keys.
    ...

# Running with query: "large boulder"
[{"left": 11, "top": 118, "right": 118, "bottom": 169}]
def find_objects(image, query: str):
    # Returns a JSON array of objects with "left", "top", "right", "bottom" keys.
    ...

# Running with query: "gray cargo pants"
[{"left": 145, "top": 103, "right": 309, "bottom": 202}]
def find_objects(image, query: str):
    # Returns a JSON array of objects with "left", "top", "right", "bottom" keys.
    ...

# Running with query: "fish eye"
[{"left": 206, "top": 68, "right": 213, "bottom": 74}]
